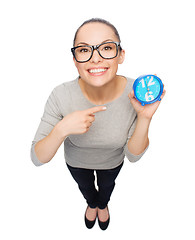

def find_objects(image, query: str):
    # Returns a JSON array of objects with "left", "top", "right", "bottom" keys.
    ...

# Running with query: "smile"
[{"left": 88, "top": 68, "right": 108, "bottom": 73}]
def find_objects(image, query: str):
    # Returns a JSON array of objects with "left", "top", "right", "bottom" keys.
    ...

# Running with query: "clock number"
[
  {"left": 140, "top": 79, "right": 145, "bottom": 88},
  {"left": 141, "top": 76, "right": 155, "bottom": 88},
  {"left": 147, "top": 76, "right": 155, "bottom": 86},
  {"left": 145, "top": 91, "right": 154, "bottom": 102}
]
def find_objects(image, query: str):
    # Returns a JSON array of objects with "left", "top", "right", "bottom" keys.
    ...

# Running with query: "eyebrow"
[{"left": 76, "top": 39, "right": 115, "bottom": 46}]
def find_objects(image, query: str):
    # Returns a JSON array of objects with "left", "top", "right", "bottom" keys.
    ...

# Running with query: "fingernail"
[{"left": 102, "top": 106, "right": 107, "bottom": 110}]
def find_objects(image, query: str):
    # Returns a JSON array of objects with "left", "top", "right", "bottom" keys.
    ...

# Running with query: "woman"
[{"left": 31, "top": 18, "right": 165, "bottom": 230}]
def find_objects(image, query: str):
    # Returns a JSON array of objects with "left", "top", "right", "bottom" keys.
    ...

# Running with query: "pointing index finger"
[{"left": 86, "top": 106, "right": 107, "bottom": 115}]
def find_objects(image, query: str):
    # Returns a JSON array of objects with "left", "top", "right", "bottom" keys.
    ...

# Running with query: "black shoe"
[
  {"left": 84, "top": 206, "right": 97, "bottom": 229},
  {"left": 98, "top": 206, "right": 110, "bottom": 231}
]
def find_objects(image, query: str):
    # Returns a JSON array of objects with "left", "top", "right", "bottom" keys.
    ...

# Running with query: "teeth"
[{"left": 89, "top": 68, "right": 107, "bottom": 73}]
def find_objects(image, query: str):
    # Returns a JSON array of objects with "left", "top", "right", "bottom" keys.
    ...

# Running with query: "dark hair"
[{"left": 73, "top": 18, "right": 122, "bottom": 48}]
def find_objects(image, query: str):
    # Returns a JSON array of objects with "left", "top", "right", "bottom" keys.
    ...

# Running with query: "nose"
[{"left": 90, "top": 49, "right": 103, "bottom": 63}]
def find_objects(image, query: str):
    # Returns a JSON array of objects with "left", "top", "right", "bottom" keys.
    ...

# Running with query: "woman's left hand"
[{"left": 128, "top": 88, "right": 166, "bottom": 120}]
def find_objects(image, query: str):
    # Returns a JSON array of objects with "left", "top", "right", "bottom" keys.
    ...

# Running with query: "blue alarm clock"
[{"left": 133, "top": 75, "right": 163, "bottom": 106}]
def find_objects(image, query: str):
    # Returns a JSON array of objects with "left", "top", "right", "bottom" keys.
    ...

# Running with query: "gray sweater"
[{"left": 31, "top": 76, "right": 148, "bottom": 169}]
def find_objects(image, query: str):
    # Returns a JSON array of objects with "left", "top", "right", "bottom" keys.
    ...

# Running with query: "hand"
[
  {"left": 57, "top": 106, "right": 107, "bottom": 137},
  {"left": 128, "top": 88, "right": 166, "bottom": 120}
]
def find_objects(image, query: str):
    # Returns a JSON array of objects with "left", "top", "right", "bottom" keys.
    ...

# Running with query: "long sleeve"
[
  {"left": 30, "top": 76, "right": 149, "bottom": 170},
  {"left": 30, "top": 88, "right": 63, "bottom": 166},
  {"left": 123, "top": 115, "right": 149, "bottom": 163}
]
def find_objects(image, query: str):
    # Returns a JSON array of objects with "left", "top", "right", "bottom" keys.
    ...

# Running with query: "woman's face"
[{"left": 73, "top": 22, "right": 125, "bottom": 88}]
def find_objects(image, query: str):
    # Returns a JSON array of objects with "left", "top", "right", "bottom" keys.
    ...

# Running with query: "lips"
[{"left": 88, "top": 67, "right": 108, "bottom": 75}]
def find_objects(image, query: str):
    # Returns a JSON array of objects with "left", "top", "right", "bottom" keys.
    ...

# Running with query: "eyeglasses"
[{"left": 71, "top": 41, "right": 121, "bottom": 63}]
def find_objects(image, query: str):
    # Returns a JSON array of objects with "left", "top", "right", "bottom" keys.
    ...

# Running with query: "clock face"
[{"left": 134, "top": 75, "right": 163, "bottom": 105}]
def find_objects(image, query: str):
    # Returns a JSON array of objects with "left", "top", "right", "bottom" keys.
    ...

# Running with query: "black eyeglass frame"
[{"left": 71, "top": 41, "right": 121, "bottom": 63}]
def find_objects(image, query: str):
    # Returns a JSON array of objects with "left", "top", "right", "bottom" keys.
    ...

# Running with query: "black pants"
[{"left": 67, "top": 162, "right": 123, "bottom": 209}]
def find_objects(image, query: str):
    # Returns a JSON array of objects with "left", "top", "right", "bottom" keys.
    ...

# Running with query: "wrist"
[
  {"left": 54, "top": 121, "right": 69, "bottom": 141},
  {"left": 137, "top": 115, "right": 152, "bottom": 126}
]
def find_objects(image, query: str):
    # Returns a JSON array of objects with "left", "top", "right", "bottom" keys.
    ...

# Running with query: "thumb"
[
  {"left": 85, "top": 106, "right": 107, "bottom": 115},
  {"left": 128, "top": 90, "right": 135, "bottom": 100}
]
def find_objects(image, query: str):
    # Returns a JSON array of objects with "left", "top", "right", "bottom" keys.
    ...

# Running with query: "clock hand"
[{"left": 145, "top": 78, "right": 149, "bottom": 93}]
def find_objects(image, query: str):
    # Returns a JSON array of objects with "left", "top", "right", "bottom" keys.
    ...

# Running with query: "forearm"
[
  {"left": 34, "top": 122, "right": 68, "bottom": 164},
  {"left": 127, "top": 116, "right": 151, "bottom": 155}
]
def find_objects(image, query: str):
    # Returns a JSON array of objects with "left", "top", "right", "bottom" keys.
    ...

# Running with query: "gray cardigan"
[{"left": 31, "top": 76, "right": 148, "bottom": 169}]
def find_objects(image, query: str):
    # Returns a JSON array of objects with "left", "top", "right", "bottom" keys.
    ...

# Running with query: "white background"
[{"left": 0, "top": 0, "right": 195, "bottom": 239}]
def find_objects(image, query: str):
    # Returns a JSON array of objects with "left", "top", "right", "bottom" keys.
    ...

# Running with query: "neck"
[{"left": 78, "top": 75, "right": 126, "bottom": 105}]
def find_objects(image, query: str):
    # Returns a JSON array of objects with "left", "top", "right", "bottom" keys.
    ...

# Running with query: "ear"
[{"left": 118, "top": 49, "right": 125, "bottom": 64}]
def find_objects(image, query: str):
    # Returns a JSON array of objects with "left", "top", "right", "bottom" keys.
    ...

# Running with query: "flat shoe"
[
  {"left": 98, "top": 206, "right": 110, "bottom": 230},
  {"left": 98, "top": 217, "right": 110, "bottom": 230},
  {"left": 84, "top": 207, "right": 97, "bottom": 229}
]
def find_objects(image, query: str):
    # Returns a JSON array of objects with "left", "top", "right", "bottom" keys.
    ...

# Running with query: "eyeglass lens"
[{"left": 74, "top": 42, "right": 118, "bottom": 62}]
